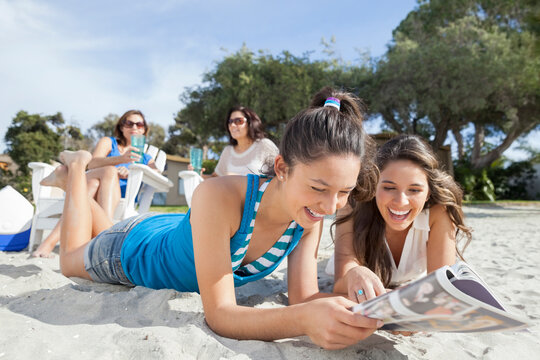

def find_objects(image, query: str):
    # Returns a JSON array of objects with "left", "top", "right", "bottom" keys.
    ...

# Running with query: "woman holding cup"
[
  {"left": 189, "top": 106, "right": 279, "bottom": 178},
  {"left": 87, "top": 109, "right": 158, "bottom": 201},
  {"left": 33, "top": 110, "right": 158, "bottom": 257}
]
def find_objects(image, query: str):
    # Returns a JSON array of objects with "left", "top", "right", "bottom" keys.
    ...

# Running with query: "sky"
[{"left": 1, "top": 0, "right": 537, "bottom": 159}]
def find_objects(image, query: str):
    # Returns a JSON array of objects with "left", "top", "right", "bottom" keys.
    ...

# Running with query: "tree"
[
  {"left": 87, "top": 113, "right": 118, "bottom": 144},
  {"left": 165, "top": 45, "right": 370, "bottom": 158},
  {"left": 373, "top": 0, "right": 540, "bottom": 169},
  {"left": 4, "top": 111, "right": 65, "bottom": 175},
  {"left": 147, "top": 122, "right": 165, "bottom": 149}
]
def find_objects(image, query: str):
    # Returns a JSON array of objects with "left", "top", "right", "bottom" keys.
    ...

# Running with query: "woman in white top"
[
  {"left": 332, "top": 134, "right": 472, "bottom": 303},
  {"left": 200, "top": 106, "right": 278, "bottom": 177}
]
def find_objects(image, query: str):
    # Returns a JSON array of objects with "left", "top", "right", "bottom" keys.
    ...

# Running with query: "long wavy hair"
[{"left": 334, "top": 134, "right": 472, "bottom": 287}]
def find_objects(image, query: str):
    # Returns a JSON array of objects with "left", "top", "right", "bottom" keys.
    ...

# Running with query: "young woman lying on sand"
[
  {"left": 331, "top": 134, "right": 472, "bottom": 302},
  {"left": 43, "top": 87, "right": 383, "bottom": 350}
]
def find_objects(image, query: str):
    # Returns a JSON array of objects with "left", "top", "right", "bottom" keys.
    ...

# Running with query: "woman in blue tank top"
[{"left": 45, "top": 87, "right": 383, "bottom": 350}]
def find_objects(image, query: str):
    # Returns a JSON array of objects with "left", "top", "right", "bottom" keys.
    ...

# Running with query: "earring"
[{"left": 279, "top": 176, "right": 284, "bottom": 180}]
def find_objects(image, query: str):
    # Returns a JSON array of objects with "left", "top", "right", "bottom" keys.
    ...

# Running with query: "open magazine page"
[{"left": 352, "top": 262, "right": 530, "bottom": 332}]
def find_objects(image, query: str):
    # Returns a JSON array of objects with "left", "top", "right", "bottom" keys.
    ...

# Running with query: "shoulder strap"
[
  {"left": 109, "top": 137, "right": 119, "bottom": 154},
  {"left": 238, "top": 174, "right": 259, "bottom": 233}
]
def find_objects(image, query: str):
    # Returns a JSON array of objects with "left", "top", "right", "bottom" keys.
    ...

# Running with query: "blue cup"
[
  {"left": 131, "top": 135, "right": 146, "bottom": 164},
  {"left": 190, "top": 147, "right": 203, "bottom": 173}
]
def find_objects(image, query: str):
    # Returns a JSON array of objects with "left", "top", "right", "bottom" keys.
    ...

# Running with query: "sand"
[{"left": 1, "top": 204, "right": 539, "bottom": 359}]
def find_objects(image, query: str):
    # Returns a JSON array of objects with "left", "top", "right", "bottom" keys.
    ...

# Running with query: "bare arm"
[
  {"left": 426, "top": 204, "right": 457, "bottom": 272},
  {"left": 87, "top": 137, "right": 133, "bottom": 169},
  {"left": 87, "top": 137, "right": 159, "bottom": 173},
  {"left": 333, "top": 205, "right": 386, "bottom": 302},
  {"left": 287, "top": 221, "right": 333, "bottom": 303},
  {"left": 190, "top": 179, "right": 381, "bottom": 349}
]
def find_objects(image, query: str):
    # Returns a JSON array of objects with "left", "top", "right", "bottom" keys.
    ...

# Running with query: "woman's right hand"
[
  {"left": 300, "top": 296, "right": 382, "bottom": 350},
  {"left": 120, "top": 146, "right": 140, "bottom": 164},
  {"left": 187, "top": 164, "right": 205, "bottom": 175},
  {"left": 117, "top": 166, "right": 129, "bottom": 179},
  {"left": 344, "top": 266, "right": 387, "bottom": 303}
]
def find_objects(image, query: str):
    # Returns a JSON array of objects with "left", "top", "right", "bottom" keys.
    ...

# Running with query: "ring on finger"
[{"left": 357, "top": 289, "right": 364, "bottom": 296}]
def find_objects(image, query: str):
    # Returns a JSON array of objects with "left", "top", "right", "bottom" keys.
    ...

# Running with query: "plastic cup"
[
  {"left": 131, "top": 134, "right": 146, "bottom": 164},
  {"left": 190, "top": 147, "right": 203, "bottom": 173}
]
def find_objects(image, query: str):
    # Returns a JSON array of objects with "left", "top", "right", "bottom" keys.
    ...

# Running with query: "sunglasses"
[
  {"left": 228, "top": 117, "right": 247, "bottom": 126},
  {"left": 123, "top": 120, "right": 145, "bottom": 129}
]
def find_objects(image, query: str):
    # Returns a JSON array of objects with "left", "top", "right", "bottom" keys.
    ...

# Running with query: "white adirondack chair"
[
  {"left": 27, "top": 145, "right": 172, "bottom": 252},
  {"left": 178, "top": 170, "right": 204, "bottom": 207}
]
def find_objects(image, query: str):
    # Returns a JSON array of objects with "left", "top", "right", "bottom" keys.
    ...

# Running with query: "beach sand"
[{"left": 1, "top": 205, "right": 539, "bottom": 359}]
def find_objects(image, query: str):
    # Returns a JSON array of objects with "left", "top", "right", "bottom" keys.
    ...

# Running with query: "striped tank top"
[{"left": 232, "top": 178, "right": 298, "bottom": 276}]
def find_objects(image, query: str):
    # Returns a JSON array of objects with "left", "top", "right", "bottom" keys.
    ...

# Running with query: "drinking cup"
[
  {"left": 190, "top": 147, "right": 203, "bottom": 173},
  {"left": 131, "top": 134, "right": 146, "bottom": 164}
]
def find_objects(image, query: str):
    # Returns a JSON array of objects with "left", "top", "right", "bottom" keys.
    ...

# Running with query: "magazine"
[{"left": 351, "top": 261, "right": 530, "bottom": 332}]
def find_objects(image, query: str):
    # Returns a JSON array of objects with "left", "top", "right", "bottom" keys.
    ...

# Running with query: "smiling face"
[
  {"left": 277, "top": 154, "right": 361, "bottom": 229},
  {"left": 228, "top": 111, "right": 249, "bottom": 142},
  {"left": 121, "top": 114, "right": 146, "bottom": 144},
  {"left": 375, "top": 159, "right": 430, "bottom": 234}
]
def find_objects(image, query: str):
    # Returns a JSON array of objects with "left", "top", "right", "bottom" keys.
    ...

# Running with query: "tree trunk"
[
  {"left": 381, "top": 110, "right": 405, "bottom": 134},
  {"left": 202, "top": 145, "right": 209, "bottom": 160},
  {"left": 452, "top": 127, "right": 464, "bottom": 160},
  {"left": 471, "top": 123, "right": 484, "bottom": 167},
  {"left": 431, "top": 113, "right": 451, "bottom": 150},
  {"left": 471, "top": 116, "right": 539, "bottom": 169}
]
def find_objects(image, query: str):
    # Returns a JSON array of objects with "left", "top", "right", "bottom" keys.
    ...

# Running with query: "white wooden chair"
[
  {"left": 27, "top": 145, "right": 173, "bottom": 252},
  {"left": 178, "top": 170, "right": 204, "bottom": 207}
]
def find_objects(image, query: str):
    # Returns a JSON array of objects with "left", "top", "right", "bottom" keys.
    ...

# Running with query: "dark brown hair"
[
  {"left": 272, "top": 86, "right": 376, "bottom": 194},
  {"left": 224, "top": 106, "right": 265, "bottom": 145},
  {"left": 114, "top": 110, "right": 148, "bottom": 146},
  {"left": 335, "top": 134, "right": 472, "bottom": 287}
]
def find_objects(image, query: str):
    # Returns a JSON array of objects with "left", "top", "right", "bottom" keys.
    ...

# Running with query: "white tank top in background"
[
  {"left": 215, "top": 138, "right": 279, "bottom": 176},
  {"left": 387, "top": 208, "right": 430, "bottom": 286}
]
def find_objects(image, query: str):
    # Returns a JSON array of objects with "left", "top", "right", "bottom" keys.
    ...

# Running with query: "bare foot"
[
  {"left": 40, "top": 165, "right": 68, "bottom": 189},
  {"left": 59, "top": 150, "right": 92, "bottom": 167},
  {"left": 31, "top": 242, "right": 57, "bottom": 258}
]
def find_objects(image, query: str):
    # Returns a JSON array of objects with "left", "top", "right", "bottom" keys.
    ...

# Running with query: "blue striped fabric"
[{"left": 233, "top": 179, "right": 297, "bottom": 276}]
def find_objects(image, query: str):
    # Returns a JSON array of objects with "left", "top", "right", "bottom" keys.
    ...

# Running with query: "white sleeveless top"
[
  {"left": 387, "top": 208, "right": 430, "bottom": 286},
  {"left": 215, "top": 138, "right": 279, "bottom": 176}
]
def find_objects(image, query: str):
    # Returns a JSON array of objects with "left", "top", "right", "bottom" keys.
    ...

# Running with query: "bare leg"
[
  {"left": 87, "top": 178, "right": 100, "bottom": 199},
  {"left": 33, "top": 169, "right": 111, "bottom": 258},
  {"left": 56, "top": 150, "right": 95, "bottom": 279},
  {"left": 86, "top": 166, "right": 120, "bottom": 219},
  {"left": 32, "top": 221, "right": 61, "bottom": 257}
]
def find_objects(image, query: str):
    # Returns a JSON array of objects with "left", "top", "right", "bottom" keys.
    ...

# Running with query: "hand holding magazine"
[{"left": 352, "top": 261, "right": 530, "bottom": 332}]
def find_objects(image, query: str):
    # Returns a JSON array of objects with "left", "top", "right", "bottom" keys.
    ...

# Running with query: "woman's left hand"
[
  {"left": 344, "top": 266, "right": 387, "bottom": 303},
  {"left": 117, "top": 166, "right": 129, "bottom": 179}
]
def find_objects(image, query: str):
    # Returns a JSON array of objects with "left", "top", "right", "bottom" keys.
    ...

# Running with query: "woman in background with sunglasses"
[
  {"left": 33, "top": 110, "right": 158, "bottom": 257},
  {"left": 87, "top": 109, "right": 158, "bottom": 201},
  {"left": 193, "top": 106, "right": 278, "bottom": 178}
]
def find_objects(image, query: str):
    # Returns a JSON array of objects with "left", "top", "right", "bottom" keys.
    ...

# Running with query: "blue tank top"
[
  {"left": 120, "top": 174, "right": 304, "bottom": 293},
  {"left": 108, "top": 137, "right": 151, "bottom": 197}
]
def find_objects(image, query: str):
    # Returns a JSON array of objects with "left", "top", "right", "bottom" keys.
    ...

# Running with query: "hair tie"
[{"left": 324, "top": 97, "right": 340, "bottom": 110}]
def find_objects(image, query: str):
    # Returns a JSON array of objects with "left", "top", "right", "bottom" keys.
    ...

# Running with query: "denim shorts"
[{"left": 83, "top": 212, "right": 156, "bottom": 285}]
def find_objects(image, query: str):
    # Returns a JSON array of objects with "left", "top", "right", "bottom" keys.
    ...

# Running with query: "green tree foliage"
[
  {"left": 374, "top": 0, "right": 540, "bottom": 169},
  {"left": 165, "top": 45, "right": 370, "bottom": 157},
  {"left": 4, "top": 111, "right": 65, "bottom": 176},
  {"left": 86, "top": 113, "right": 118, "bottom": 144},
  {"left": 147, "top": 122, "right": 165, "bottom": 149},
  {"left": 3, "top": 111, "right": 85, "bottom": 199}
]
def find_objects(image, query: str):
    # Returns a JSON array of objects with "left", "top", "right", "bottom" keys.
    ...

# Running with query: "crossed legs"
[
  {"left": 40, "top": 151, "right": 113, "bottom": 279},
  {"left": 33, "top": 165, "right": 120, "bottom": 257}
]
